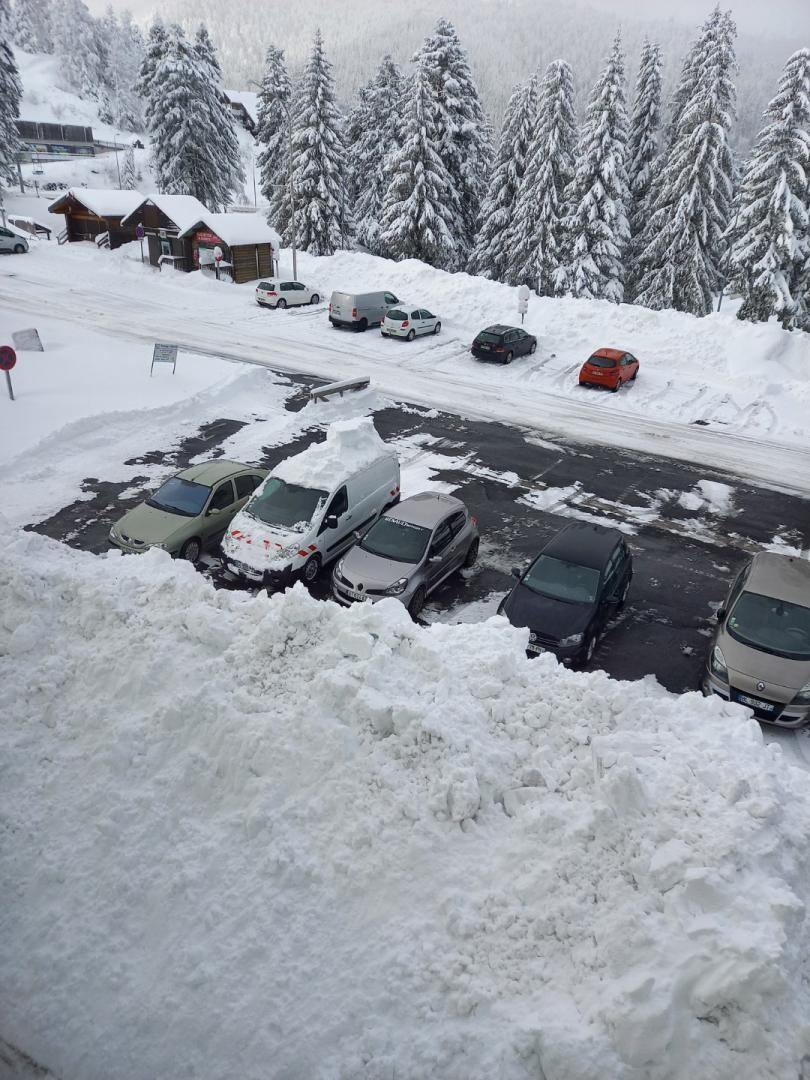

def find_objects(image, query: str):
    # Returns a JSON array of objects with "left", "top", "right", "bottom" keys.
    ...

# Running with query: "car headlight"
[
  {"left": 558, "top": 632, "right": 584, "bottom": 647},
  {"left": 109, "top": 526, "right": 117, "bottom": 539},
  {"left": 279, "top": 543, "right": 300, "bottom": 558},
  {"left": 791, "top": 681, "right": 810, "bottom": 707},
  {"left": 384, "top": 577, "right": 409, "bottom": 596},
  {"left": 335, "top": 559, "right": 344, "bottom": 577},
  {"left": 710, "top": 645, "right": 728, "bottom": 680}
]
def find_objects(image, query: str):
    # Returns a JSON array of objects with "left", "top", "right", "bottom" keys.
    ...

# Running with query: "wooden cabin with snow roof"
[
  {"left": 178, "top": 214, "right": 280, "bottom": 284},
  {"left": 47, "top": 188, "right": 143, "bottom": 249},
  {"left": 120, "top": 194, "right": 209, "bottom": 271}
]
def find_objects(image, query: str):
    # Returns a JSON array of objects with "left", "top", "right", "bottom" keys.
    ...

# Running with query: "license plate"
[
  {"left": 343, "top": 587, "right": 369, "bottom": 602},
  {"left": 229, "top": 561, "right": 262, "bottom": 580},
  {"left": 527, "top": 643, "right": 546, "bottom": 654},
  {"left": 738, "top": 694, "right": 774, "bottom": 712},
  {"left": 480, "top": 344, "right": 490, "bottom": 351}
]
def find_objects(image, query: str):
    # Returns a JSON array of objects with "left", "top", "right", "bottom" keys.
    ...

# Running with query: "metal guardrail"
[
  {"left": 57, "top": 227, "right": 68, "bottom": 245},
  {"left": 309, "top": 377, "right": 371, "bottom": 402}
]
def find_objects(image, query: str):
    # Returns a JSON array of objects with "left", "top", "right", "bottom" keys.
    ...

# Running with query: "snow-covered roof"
[
  {"left": 224, "top": 90, "right": 258, "bottom": 124},
  {"left": 179, "top": 213, "right": 281, "bottom": 249},
  {"left": 273, "top": 418, "right": 394, "bottom": 491},
  {"left": 48, "top": 188, "right": 144, "bottom": 218},
  {"left": 121, "top": 194, "right": 210, "bottom": 231}
]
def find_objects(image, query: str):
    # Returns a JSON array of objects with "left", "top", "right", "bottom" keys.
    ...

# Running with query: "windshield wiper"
[{"left": 146, "top": 498, "right": 195, "bottom": 517}]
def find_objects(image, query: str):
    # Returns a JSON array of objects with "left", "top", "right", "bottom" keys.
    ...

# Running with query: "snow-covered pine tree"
[
  {"left": 633, "top": 9, "right": 737, "bottom": 314},
  {"left": 418, "top": 19, "right": 491, "bottom": 264},
  {"left": 346, "top": 78, "right": 372, "bottom": 207},
  {"left": 506, "top": 61, "right": 577, "bottom": 294},
  {"left": 121, "top": 144, "right": 136, "bottom": 189},
  {"left": 564, "top": 35, "right": 630, "bottom": 303},
  {"left": 288, "top": 29, "right": 350, "bottom": 255},
  {"left": 627, "top": 39, "right": 662, "bottom": 230},
  {"left": 255, "top": 43, "right": 292, "bottom": 236},
  {"left": 148, "top": 23, "right": 243, "bottom": 210},
  {"left": 727, "top": 48, "right": 810, "bottom": 329},
  {"left": 50, "top": 0, "right": 105, "bottom": 101},
  {"left": 0, "top": 0, "right": 22, "bottom": 206},
  {"left": 95, "top": 7, "right": 144, "bottom": 130},
  {"left": 12, "top": 0, "right": 51, "bottom": 52},
  {"left": 379, "top": 51, "right": 459, "bottom": 268},
  {"left": 467, "top": 75, "right": 537, "bottom": 281},
  {"left": 135, "top": 17, "right": 167, "bottom": 112},
  {"left": 193, "top": 24, "right": 245, "bottom": 205},
  {"left": 352, "top": 55, "right": 404, "bottom": 255}
]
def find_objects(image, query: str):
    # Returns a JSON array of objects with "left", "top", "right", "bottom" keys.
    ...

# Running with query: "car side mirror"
[
  {"left": 325, "top": 513, "right": 339, "bottom": 529},
  {"left": 511, "top": 566, "right": 522, "bottom": 579},
  {"left": 207, "top": 506, "right": 222, "bottom": 515},
  {"left": 715, "top": 607, "right": 726, "bottom": 622},
  {"left": 429, "top": 554, "right": 442, "bottom": 564}
]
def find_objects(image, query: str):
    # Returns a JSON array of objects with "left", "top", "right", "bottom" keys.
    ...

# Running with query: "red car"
[{"left": 579, "top": 348, "right": 639, "bottom": 392}]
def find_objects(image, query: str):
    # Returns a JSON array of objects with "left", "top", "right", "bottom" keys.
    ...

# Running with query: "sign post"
[
  {"left": 213, "top": 245, "right": 223, "bottom": 282},
  {"left": 0, "top": 345, "right": 17, "bottom": 401},
  {"left": 517, "top": 283, "right": 530, "bottom": 325},
  {"left": 151, "top": 343, "right": 178, "bottom": 376},
  {"left": 135, "top": 222, "right": 145, "bottom": 263},
  {"left": 12, "top": 328, "right": 43, "bottom": 352}
]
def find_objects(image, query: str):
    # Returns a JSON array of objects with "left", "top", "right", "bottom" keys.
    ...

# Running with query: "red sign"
[
  {"left": 0, "top": 346, "right": 16, "bottom": 372},
  {"left": 195, "top": 230, "right": 223, "bottom": 246}
]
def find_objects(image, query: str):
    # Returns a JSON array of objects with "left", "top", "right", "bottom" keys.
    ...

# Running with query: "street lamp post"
[
  {"left": 113, "top": 132, "right": 124, "bottom": 189},
  {"left": 249, "top": 80, "right": 297, "bottom": 280}
]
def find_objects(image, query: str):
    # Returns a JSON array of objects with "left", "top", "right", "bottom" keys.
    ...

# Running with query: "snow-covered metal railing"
[
  {"left": 309, "top": 377, "right": 371, "bottom": 402},
  {"left": 57, "top": 227, "right": 69, "bottom": 245},
  {"left": 95, "top": 232, "right": 110, "bottom": 249}
]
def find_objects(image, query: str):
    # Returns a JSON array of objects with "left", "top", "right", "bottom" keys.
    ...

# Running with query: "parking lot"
[{"left": 26, "top": 370, "right": 810, "bottom": 698}]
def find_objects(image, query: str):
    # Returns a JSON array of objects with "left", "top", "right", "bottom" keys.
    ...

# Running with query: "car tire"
[
  {"left": 276, "top": 298, "right": 287, "bottom": 309},
  {"left": 631, "top": 369, "right": 638, "bottom": 381},
  {"left": 434, "top": 321, "right": 441, "bottom": 335},
  {"left": 301, "top": 553, "right": 321, "bottom": 586},
  {"left": 408, "top": 585, "right": 426, "bottom": 620},
  {"left": 13, "top": 244, "right": 26, "bottom": 254},
  {"left": 358, "top": 318, "right": 368, "bottom": 332},
  {"left": 310, "top": 293, "right": 320, "bottom": 304},
  {"left": 611, "top": 380, "right": 620, "bottom": 393},
  {"left": 407, "top": 329, "right": 416, "bottom": 341},
  {"left": 180, "top": 538, "right": 201, "bottom": 563},
  {"left": 617, "top": 576, "right": 631, "bottom": 608},
  {"left": 504, "top": 351, "right": 514, "bottom": 365},
  {"left": 463, "top": 538, "right": 479, "bottom": 568},
  {"left": 529, "top": 341, "right": 537, "bottom": 354}
]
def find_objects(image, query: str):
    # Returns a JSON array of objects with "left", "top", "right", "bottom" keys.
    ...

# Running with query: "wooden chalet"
[
  {"left": 179, "top": 214, "right": 281, "bottom": 284},
  {"left": 120, "top": 194, "right": 209, "bottom": 271},
  {"left": 47, "top": 188, "right": 143, "bottom": 248}
]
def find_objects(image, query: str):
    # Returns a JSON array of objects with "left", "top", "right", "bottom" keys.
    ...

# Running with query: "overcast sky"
[{"left": 88, "top": 0, "right": 810, "bottom": 38}]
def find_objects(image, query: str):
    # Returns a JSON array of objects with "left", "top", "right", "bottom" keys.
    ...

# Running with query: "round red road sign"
[{"left": 0, "top": 346, "right": 16, "bottom": 372}]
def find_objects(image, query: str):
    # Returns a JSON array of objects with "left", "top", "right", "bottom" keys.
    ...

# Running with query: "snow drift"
[{"left": 2, "top": 531, "right": 810, "bottom": 1079}]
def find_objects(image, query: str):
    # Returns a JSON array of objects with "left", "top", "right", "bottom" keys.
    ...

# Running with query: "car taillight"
[
  {"left": 352, "top": 307, "right": 357, "bottom": 318},
  {"left": 494, "top": 346, "right": 504, "bottom": 352},
  {"left": 470, "top": 515, "right": 478, "bottom": 525},
  {"left": 401, "top": 320, "right": 409, "bottom": 327},
  {"left": 328, "top": 302, "right": 332, "bottom": 311}
]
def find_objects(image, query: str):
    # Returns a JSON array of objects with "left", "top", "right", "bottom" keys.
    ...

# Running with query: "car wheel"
[
  {"left": 631, "top": 369, "right": 638, "bottom": 381},
  {"left": 529, "top": 341, "right": 537, "bottom": 354},
  {"left": 301, "top": 553, "right": 321, "bottom": 586},
  {"left": 618, "top": 577, "right": 631, "bottom": 608},
  {"left": 180, "top": 538, "right": 201, "bottom": 563},
  {"left": 504, "top": 351, "right": 514, "bottom": 365},
  {"left": 434, "top": 321, "right": 441, "bottom": 335},
  {"left": 463, "top": 538, "right": 479, "bottom": 568},
  {"left": 358, "top": 318, "right": 368, "bottom": 332},
  {"left": 408, "top": 585, "right": 426, "bottom": 620},
  {"left": 310, "top": 293, "right": 320, "bottom": 304},
  {"left": 406, "top": 329, "right": 416, "bottom": 341},
  {"left": 276, "top": 298, "right": 287, "bottom": 309},
  {"left": 611, "top": 380, "right": 620, "bottom": 393},
  {"left": 13, "top": 244, "right": 26, "bottom": 254}
]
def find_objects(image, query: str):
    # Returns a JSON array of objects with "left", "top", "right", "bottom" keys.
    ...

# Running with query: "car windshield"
[
  {"left": 727, "top": 591, "right": 810, "bottom": 661},
  {"left": 360, "top": 517, "right": 431, "bottom": 563},
  {"left": 147, "top": 477, "right": 211, "bottom": 517},
  {"left": 476, "top": 332, "right": 502, "bottom": 344},
  {"left": 245, "top": 477, "right": 327, "bottom": 532},
  {"left": 588, "top": 356, "right": 617, "bottom": 368},
  {"left": 522, "top": 555, "right": 601, "bottom": 604},
  {"left": 387, "top": 309, "right": 407, "bottom": 321},
  {"left": 257, "top": 281, "right": 274, "bottom": 290}
]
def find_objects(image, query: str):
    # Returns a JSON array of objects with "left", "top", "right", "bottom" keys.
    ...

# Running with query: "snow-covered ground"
[
  {"left": 3, "top": 532, "right": 810, "bottom": 1079},
  {"left": 2, "top": 229, "right": 809, "bottom": 497}
]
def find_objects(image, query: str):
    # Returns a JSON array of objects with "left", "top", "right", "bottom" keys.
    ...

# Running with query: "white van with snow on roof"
[{"left": 221, "top": 418, "right": 400, "bottom": 589}]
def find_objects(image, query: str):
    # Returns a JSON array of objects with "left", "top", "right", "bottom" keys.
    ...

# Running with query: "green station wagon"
[{"left": 109, "top": 460, "right": 268, "bottom": 562}]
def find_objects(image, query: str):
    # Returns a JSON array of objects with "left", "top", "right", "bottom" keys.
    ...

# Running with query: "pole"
[
  {"left": 252, "top": 154, "right": 257, "bottom": 208},
  {"left": 285, "top": 102, "right": 297, "bottom": 281},
  {"left": 113, "top": 134, "right": 122, "bottom": 189},
  {"left": 5, "top": 371, "right": 14, "bottom": 401},
  {"left": 17, "top": 161, "right": 24, "bottom": 194}
]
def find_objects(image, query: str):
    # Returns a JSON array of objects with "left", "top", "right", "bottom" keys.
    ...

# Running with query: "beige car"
[{"left": 703, "top": 552, "right": 810, "bottom": 727}]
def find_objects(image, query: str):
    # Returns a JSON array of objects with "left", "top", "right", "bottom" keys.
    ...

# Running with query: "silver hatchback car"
[{"left": 332, "top": 492, "right": 479, "bottom": 618}]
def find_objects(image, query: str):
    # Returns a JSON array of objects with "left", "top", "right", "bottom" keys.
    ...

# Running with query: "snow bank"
[
  {"left": 273, "top": 415, "right": 394, "bottom": 489},
  {"left": 3, "top": 531, "right": 810, "bottom": 1079}
]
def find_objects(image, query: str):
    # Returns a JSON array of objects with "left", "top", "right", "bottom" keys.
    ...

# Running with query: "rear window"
[
  {"left": 476, "top": 332, "right": 502, "bottom": 344},
  {"left": 588, "top": 355, "right": 617, "bottom": 368},
  {"left": 387, "top": 309, "right": 407, "bottom": 320},
  {"left": 257, "top": 281, "right": 274, "bottom": 290}
]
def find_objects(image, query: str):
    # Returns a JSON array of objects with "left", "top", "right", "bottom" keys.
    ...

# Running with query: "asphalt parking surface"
[{"left": 27, "top": 372, "right": 810, "bottom": 697}]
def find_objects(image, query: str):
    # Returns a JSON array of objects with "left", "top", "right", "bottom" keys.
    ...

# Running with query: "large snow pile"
[
  {"left": 3, "top": 531, "right": 810, "bottom": 1079},
  {"left": 273, "top": 415, "right": 394, "bottom": 489}
]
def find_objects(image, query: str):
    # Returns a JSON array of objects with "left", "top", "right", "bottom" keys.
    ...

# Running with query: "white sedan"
[
  {"left": 256, "top": 280, "right": 321, "bottom": 308},
  {"left": 381, "top": 305, "right": 441, "bottom": 340}
]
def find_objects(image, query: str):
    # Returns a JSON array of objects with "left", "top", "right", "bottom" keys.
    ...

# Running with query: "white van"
[
  {"left": 221, "top": 418, "right": 400, "bottom": 588},
  {"left": 329, "top": 290, "right": 401, "bottom": 331}
]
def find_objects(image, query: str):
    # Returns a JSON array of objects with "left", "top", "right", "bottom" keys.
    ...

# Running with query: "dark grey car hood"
[{"left": 502, "top": 583, "right": 592, "bottom": 642}]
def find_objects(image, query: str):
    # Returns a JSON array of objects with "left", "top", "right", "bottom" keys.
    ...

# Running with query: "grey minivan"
[
  {"left": 332, "top": 492, "right": 479, "bottom": 618},
  {"left": 329, "top": 290, "right": 401, "bottom": 331},
  {"left": 702, "top": 552, "right": 810, "bottom": 727}
]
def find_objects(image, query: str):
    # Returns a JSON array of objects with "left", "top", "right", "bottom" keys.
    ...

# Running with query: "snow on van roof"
[{"left": 273, "top": 417, "right": 394, "bottom": 491}]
